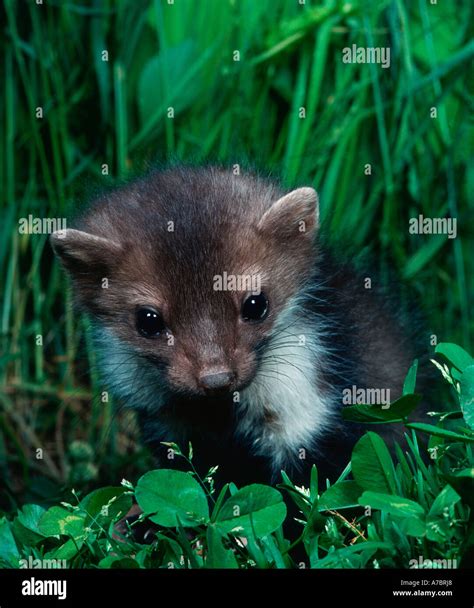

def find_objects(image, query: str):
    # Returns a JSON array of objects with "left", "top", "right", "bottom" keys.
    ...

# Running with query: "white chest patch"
[
  {"left": 238, "top": 314, "right": 334, "bottom": 473},
  {"left": 94, "top": 305, "right": 335, "bottom": 473}
]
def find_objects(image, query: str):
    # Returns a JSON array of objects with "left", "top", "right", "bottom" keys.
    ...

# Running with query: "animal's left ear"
[{"left": 257, "top": 187, "right": 319, "bottom": 240}]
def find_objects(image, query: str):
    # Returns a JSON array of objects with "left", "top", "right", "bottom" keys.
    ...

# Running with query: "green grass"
[{"left": 0, "top": 0, "right": 473, "bottom": 513}]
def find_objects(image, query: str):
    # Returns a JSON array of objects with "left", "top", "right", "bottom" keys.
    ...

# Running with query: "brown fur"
[
  {"left": 51, "top": 167, "right": 318, "bottom": 397},
  {"left": 50, "top": 165, "right": 425, "bottom": 485}
]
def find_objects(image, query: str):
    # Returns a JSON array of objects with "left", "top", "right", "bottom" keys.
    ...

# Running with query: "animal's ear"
[
  {"left": 257, "top": 187, "right": 319, "bottom": 240},
  {"left": 50, "top": 229, "right": 122, "bottom": 275}
]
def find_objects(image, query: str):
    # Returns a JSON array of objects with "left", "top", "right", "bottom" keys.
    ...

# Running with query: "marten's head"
[{"left": 51, "top": 167, "right": 319, "bottom": 409}]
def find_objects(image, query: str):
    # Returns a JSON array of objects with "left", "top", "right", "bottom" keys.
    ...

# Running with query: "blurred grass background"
[{"left": 0, "top": 0, "right": 472, "bottom": 509}]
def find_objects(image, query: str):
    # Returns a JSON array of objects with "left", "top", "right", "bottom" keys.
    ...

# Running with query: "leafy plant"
[{"left": 1, "top": 343, "right": 472, "bottom": 569}]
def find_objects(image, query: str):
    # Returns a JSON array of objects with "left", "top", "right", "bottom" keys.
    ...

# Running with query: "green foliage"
[
  {"left": 0, "top": 0, "right": 472, "bottom": 507},
  {"left": 136, "top": 469, "right": 209, "bottom": 527},
  {"left": 351, "top": 432, "right": 397, "bottom": 494},
  {"left": 1, "top": 346, "right": 472, "bottom": 569},
  {"left": 212, "top": 485, "right": 287, "bottom": 538},
  {"left": 0, "top": 0, "right": 472, "bottom": 570}
]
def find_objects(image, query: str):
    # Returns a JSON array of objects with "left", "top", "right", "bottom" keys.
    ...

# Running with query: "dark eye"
[
  {"left": 241, "top": 293, "right": 269, "bottom": 322},
  {"left": 136, "top": 307, "right": 165, "bottom": 337}
]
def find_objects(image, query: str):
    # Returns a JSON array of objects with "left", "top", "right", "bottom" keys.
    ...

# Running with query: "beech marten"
[{"left": 51, "top": 166, "right": 420, "bottom": 489}]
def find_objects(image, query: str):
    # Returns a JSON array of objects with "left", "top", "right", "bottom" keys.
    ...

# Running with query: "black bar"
[{"left": 0, "top": 568, "right": 472, "bottom": 607}]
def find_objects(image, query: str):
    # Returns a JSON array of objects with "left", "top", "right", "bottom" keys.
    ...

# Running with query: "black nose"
[{"left": 199, "top": 371, "right": 234, "bottom": 392}]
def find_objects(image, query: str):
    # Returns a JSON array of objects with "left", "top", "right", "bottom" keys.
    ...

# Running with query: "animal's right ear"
[{"left": 50, "top": 229, "right": 122, "bottom": 276}]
